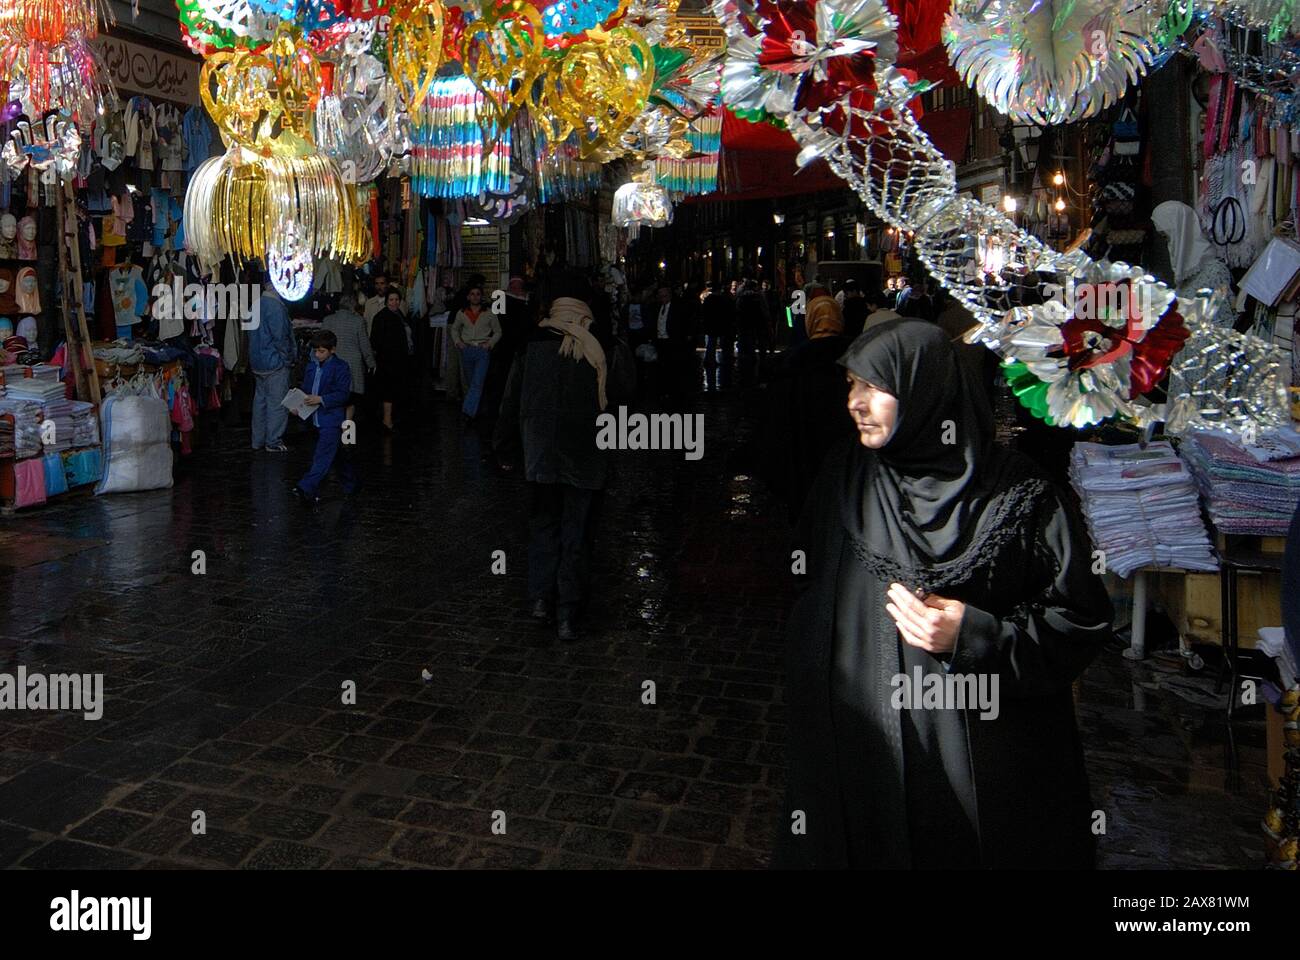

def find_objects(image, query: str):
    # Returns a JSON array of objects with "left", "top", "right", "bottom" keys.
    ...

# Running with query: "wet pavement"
[{"left": 0, "top": 387, "right": 1272, "bottom": 869}]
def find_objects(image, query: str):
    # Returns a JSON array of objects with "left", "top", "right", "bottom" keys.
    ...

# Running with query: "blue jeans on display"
[
  {"left": 252, "top": 367, "right": 290, "bottom": 449},
  {"left": 299, "top": 424, "right": 357, "bottom": 496},
  {"left": 461, "top": 345, "right": 490, "bottom": 418}
]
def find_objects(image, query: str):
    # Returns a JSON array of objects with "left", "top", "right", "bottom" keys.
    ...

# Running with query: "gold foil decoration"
[
  {"left": 460, "top": 0, "right": 546, "bottom": 138},
  {"left": 199, "top": 24, "right": 321, "bottom": 156},
  {"left": 387, "top": 0, "right": 446, "bottom": 111},
  {"left": 553, "top": 26, "right": 655, "bottom": 159}
]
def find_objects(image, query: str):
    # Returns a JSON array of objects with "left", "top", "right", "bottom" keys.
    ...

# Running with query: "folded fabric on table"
[
  {"left": 0, "top": 398, "right": 44, "bottom": 458},
  {"left": 68, "top": 401, "right": 99, "bottom": 447},
  {"left": 92, "top": 341, "right": 144, "bottom": 365},
  {"left": 1070, "top": 441, "right": 1218, "bottom": 577},
  {"left": 1180, "top": 431, "right": 1300, "bottom": 536}
]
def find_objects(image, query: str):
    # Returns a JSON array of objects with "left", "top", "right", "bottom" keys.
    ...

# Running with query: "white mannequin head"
[
  {"left": 0, "top": 214, "right": 15, "bottom": 240},
  {"left": 18, "top": 216, "right": 35, "bottom": 242}
]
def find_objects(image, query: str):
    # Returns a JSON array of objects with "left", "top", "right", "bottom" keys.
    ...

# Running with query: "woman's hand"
[
  {"left": 305, "top": 394, "right": 322, "bottom": 406},
  {"left": 885, "top": 583, "right": 965, "bottom": 655}
]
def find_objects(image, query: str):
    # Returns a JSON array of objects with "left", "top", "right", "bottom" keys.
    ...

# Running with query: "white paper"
[{"left": 281, "top": 387, "right": 315, "bottom": 420}]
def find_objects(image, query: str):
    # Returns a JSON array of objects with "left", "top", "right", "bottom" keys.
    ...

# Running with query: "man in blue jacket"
[
  {"left": 248, "top": 277, "right": 296, "bottom": 452},
  {"left": 292, "top": 330, "right": 358, "bottom": 504}
]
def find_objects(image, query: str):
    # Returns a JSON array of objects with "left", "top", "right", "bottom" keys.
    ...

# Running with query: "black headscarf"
[{"left": 837, "top": 318, "right": 1039, "bottom": 592}]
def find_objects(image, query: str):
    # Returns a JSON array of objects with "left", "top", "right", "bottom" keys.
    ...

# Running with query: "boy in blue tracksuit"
[{"left": 292, "top": 330, "right": 358, "bottom": 503}]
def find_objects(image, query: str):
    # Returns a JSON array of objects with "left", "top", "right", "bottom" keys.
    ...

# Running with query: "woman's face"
[
  {"left": 468, "top": 287, "right": 482, "bottom": 307},
  {"left": 386, "top": 292, "right": 400, "bottom": 310},
  {"left": 846, "top": 372, "right": 898, "bottom": 449}
]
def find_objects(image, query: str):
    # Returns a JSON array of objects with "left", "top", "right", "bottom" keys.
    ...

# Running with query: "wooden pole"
[
  {"left": 57, "top": 178, "right": 100, "bottom": 405},
  {"left": 54, "top": 177, "right": 88, "bottom": 402}
]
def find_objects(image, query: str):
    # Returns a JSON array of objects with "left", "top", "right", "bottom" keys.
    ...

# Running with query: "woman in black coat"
[
  {"left": 369, "top": 290, "right": 413, "bottom": 431},
  {"left": 777, "top": 319, "right": 1113, "bottom": 869}
]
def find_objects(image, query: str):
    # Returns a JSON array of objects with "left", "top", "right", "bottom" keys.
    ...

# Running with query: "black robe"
[
  {"left": 369, "top": 308, "right": 412, "bottom": 403},
  {"left": 778, "top": 439, "right": 1113, "bottom": 868},
  {"left": 765, "top": 334, "right": 857, "bottom": 521}
]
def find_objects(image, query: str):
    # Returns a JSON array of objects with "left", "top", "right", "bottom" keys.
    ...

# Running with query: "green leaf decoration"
[{"left": 1002, "top": 361, "right": 1056, "bottom": 425}]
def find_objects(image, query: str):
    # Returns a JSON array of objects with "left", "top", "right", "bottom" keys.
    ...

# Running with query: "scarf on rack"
[{"left": 539, "top": 296, "right": 608, "bottom": 411}]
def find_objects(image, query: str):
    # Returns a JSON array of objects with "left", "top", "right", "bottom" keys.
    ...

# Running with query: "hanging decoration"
[
  {"left": 538, "top": 0, "right": 629, "bottom": 47},
  {"left": 387, "top": 0, "right": 446, "bottom": 110},
  {"left": 459, "top": 0, "right": 546, "bottom": 138},
  {"left": 623, "top": 0, "right": 683, "bottom": 47},
  {"left": 991, "top": 266, "right": 1190, "bottom": 427},
  {"left": 186, "top": 21, "right": 367, "bottom": 282},
  {"left": 409, "top": 74, "right": 512, "bottom": 197},
  {"left": 185, "top": 151, "right": 368, "bottom": 272},
  {"left": 266, "top": 217, "right": 316, "bottom": 299},
  {"left": 178, "top": 0, "right": 276, "bottom": 53},
  {"left": 546, "top": 25, "right": 656, "bottom": 159},
  {"left": 718, "top": 0, "right": 899, "bottom": 122},
  {"left": 943, "top": 0, "right": 1168, "bottom": 125},
  {"left": 0, "top": 0, "right": 116, "bottom": 126},
  {"left": 613, "top": 169, "right": 673, "bottom": 227},
  {"left": 314, "top": 52, "right": 409, "bottom": 181},
  {"left": 2, "top": 109, "right": 82, "bottom": 178},
  {"left": 655, "top": 106, "right": 721, "bottom": 197},
  {"left": 534, "top": 122, "right": 602, "bottom": 201},
  {"left": 1164, "top": 292, "right": 1291, "bottom": 435}
]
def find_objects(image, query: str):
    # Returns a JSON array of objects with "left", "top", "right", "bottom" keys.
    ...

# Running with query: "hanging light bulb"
[
  {"left": 1003, "top": 195, "right": 1017, "bottom": 213},
  {"left": 1052, "top": 171, "right": 1065, "bottom": 186},
  {"left": 1054, "top": 197, "right": 1066, "bottom": 212}
]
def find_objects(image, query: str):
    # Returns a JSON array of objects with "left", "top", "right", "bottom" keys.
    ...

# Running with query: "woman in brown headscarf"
[{"left": 805, "top": 288, "right": 845, "bottom": 340}]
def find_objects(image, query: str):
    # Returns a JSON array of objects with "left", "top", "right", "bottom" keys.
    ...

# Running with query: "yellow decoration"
[
  {"left": 185, "top": 148, "right": 367, "bottom": 272},
  {"left": 199, "top": 26, "right": 322, "bottom": 156},
  {"left": 459, "top": 0, "right": 546, "bottom": 139},
  {"left": 553, "top": 26, "right": 654, "bottom": 160},
  {"left": 529, "top": 62, "right": 573, "bottom": 143},
  {"left": 387, "top": 0, "right": 446, "bottom": 111}
]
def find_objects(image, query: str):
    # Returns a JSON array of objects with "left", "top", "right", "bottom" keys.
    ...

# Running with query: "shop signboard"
[{"left": 91, "top": 36, "right": 201, "bottom": 105}]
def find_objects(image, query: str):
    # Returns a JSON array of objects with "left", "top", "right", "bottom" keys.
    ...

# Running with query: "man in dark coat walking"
[{"left": 494, "top": 273, "right": 635, "bottom": 642}]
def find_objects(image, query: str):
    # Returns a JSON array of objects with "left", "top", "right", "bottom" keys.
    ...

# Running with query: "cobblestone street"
[{"left": 0, "top": 392, "right": 1271, "bottom": 869}]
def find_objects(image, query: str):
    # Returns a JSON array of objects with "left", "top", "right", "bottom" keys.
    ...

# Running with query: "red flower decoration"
[
  {"left": 755, "top": 0, "right": 882, "bottom": 114},
  {"left": 1059, "top": 304, "right": 1190, "bottom": 399}
]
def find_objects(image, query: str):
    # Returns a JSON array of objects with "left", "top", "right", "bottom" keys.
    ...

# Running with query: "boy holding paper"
[{"left": 291, "top": 330, "right": 358, "bottom": 504}]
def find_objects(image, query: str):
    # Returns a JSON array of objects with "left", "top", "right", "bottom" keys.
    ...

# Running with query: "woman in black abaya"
[{"left": 778, "top": 319, "right": 1113, "bottom": 870}]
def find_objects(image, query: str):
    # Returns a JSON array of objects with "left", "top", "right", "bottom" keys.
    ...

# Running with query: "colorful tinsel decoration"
[
  {"left": 409, "top": 75, "right": 511, "bottom": 198},
  {"left": 655, "top": 107, "right": 720, "bottom": 198}
]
